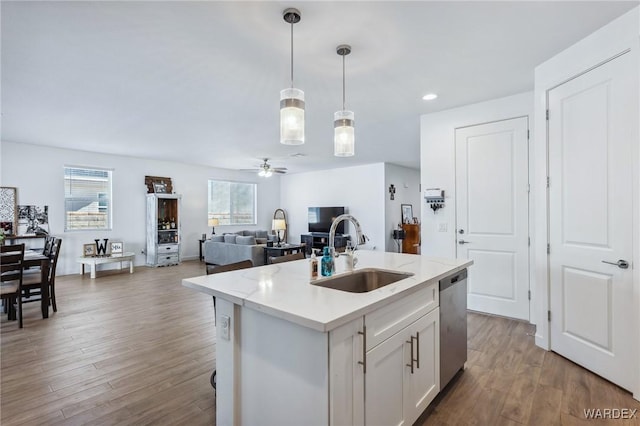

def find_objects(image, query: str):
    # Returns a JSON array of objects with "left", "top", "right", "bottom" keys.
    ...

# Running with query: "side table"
[{"left": 199, "top": 239, "right": 209, "bottom": 262}]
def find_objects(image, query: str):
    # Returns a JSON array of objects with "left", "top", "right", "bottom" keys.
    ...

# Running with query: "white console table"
[{"left": 77, "top": 252, "right": 135, "bottom": 279}]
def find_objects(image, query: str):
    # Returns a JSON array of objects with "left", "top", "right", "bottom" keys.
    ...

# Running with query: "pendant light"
[
  {"left": 280, "top": 8, "right": 304, "bottom": 145},
  {"left": 334, "top": 44, "right": 354, "bottom": 157}
]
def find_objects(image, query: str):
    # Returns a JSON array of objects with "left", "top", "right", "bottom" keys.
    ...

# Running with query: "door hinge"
[
  {"left": 547, "top": 243, "right": 550, "bottom": 254},
  {"left": 548, "top": 310, "right": 551, "bottom": 322},
  {"left": 527, "top": 184, "right": 530, "bottom": 193},
  {"left": 528, "top": 290, "right": 531, "bottom": 300},
  {"left": 546, "top": 176, "right": 550, "bottom": 188},
  {"left": 528, "top": 237, "right": 531, "bottom": 247},
  {"left": 546, "top": 109, "right": 549, "bottom": 120},
  {"left": 527, "top": 129, "right": 530, "bottom": 140}
]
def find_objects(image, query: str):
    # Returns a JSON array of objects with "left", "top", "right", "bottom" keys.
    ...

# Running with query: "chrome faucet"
[{"left": 329, "top": 214, "right": 369, "bottom": 258}]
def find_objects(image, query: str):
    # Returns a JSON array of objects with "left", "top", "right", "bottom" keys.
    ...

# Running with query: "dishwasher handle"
[{"left": 439, "top": 269, "right": 467, "bottom": 291}]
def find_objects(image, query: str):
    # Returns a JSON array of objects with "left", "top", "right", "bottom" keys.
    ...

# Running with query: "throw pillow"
[
  {"left": 224, "top": 234, "right": 237, "bottom": 244},
  {"left": 236, "top": 236, "right": 256, "bottom": 245},
  {"left": 256, "top": 230, "right": 269, "bottom": 239},
  {"left": 255, "top": 238, "right": 268, "bottom": 245},
  {"left": 211, "top": 235, "right": 225, "bottom": 242},
  {"left": 242, "top": 230, "right": 257, "bottom": 237}
]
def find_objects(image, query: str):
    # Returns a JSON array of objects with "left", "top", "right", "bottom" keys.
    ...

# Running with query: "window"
[
  {"left": 208, "top": 180, "right": 256, "bottom": 225},
  {"left": 64, "top": 167, "right": 112, "bottom": 231}
]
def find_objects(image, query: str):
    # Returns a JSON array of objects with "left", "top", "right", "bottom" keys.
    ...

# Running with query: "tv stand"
[{"left": 301, "top": 233, "right": 350, "bottom": 255}]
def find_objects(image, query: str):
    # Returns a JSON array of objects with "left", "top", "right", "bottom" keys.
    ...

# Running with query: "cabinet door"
[
  {"left": 365, "top": 326, "right": 409, "bottom": 426},
  {"left": 329, "top": 317, "right": 364, "bottom": 426},
  {"left": 404, "top": 308, "right": 440, "bottom": 425}
]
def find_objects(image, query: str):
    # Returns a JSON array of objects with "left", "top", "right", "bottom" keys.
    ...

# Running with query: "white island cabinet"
[{"left": 183, "top": 250, "right": 471, "bottom": 426}]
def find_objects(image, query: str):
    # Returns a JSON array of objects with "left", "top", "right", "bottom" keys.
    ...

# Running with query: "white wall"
[
  {"left": 532, "top": 7, "right": 639, "bottom": 399},
  {"left": 384, "top": 164, "right": 421, "bottom": 252},
  {"left": 280, "top": 163, "right": 385, "bottom": 252},
  {"left": 420, "top": 92, "right": 534, "bottom": 259},
  {"left": 0, "top": 141, "right": 281, "bottom": 275}
]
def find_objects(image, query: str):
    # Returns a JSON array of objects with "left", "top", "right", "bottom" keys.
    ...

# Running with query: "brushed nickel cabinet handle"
[
  {"left": 406, "top": 336, "right": 415, "bottom": 374},
  {"left": 416, "top": 331, "right": 420, "bottom": 369},
  {"left": 358, "top": 325, "right": 366, "bottom": 374}
]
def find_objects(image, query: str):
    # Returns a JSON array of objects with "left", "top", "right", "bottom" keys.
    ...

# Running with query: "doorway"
[
  {"left": 455, "top": 117, "right": 530, "bottom": 321},
  {"left": 547, "top": 51, "right": 635, "bottom": 391}
]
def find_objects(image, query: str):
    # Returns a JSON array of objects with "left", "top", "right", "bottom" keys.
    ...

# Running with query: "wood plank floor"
[{"left": 2, "top": 261, "right": 639, "bottom": 425}]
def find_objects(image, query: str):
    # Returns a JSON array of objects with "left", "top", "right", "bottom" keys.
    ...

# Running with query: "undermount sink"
[{"left": 311, "top": 268, "right": 414, "bottom": 293}]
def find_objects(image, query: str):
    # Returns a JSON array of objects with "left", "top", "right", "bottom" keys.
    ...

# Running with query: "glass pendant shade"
[
  {"left": 334, "top": 110, "right": 355, "bottom": 157},
  {"left": 280, "top": 88, "right": 305, "bottom": 145}
]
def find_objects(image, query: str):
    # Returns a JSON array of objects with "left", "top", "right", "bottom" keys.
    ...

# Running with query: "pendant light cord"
[
  {"left": 290, "top": 21, "right": 294, "bottom": 88},
  {"left": 342, "top": 54, "right": 346, "bottom": 110}
]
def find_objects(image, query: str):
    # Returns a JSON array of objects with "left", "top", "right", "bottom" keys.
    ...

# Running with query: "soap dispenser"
[
  {"left": 321, "top": 246, "right": 334, "bottom": 277},
  {"left": 309, "top": 252, "right": 318, "bottom": 279}
]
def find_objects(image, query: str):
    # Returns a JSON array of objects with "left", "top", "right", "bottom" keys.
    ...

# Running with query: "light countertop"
[{"left": 182, "top": 250, "right": 472, "bottom": 332}]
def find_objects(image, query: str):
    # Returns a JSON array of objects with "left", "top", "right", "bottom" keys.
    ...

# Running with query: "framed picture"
[
  {"left": 0, "top": 187, "right": 17, "bottom": 235},
  {"left": 110, "top": 241, "right": 124, "bottom": 256},
  {"left": 401, "top": 204, "right": 413, "bottom": 224},
  {"left": 83, "top": 243, "right": 97, "bottom": 257},
  {"left": 153, "top": 182, "right": 167, "bottom": 193}
]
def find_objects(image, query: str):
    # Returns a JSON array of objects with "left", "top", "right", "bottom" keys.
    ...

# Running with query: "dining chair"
[
  {"left": 22, "top": 238, "right": 62, "bottom": 312},
  {"left": 42, "top": 236, "right": 56, "bottom": 256},
  {"left": 1, "top": 244, "right": 25, "bottom": 328},
  {"left": 268, "top": 251, "right": 305, "bottom": 264},
  {"left": 205, "top": 259, "right": 253, "bottom": 390}
]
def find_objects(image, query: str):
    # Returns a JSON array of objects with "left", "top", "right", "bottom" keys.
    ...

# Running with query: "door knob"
[
  {"left": 458, "top": 229, "right": 465, "bottom": 234},
  {"left": 458, "top": 240, "right": 470, "bottom": 245},
  {"left": 602, "top": 259, "right": 629, "bottom": 269}
]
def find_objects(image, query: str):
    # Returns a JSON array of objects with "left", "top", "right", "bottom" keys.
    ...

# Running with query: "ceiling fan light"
[
  {"left": 280, "top": 88, "right": 305, "bottom": 145},
  {"left": 265, "top": 169, "right": 273, "bottom": 177},
  {"left": 258, "top": 169, "right": 266, "bottom": 177},
  {"left": 334, "top": 110, "right": 355, "bottom": 157}
]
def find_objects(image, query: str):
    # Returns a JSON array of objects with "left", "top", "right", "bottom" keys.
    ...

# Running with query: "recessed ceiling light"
[{"left": 422, "top": 93, "right": 438, "bottom": 101}]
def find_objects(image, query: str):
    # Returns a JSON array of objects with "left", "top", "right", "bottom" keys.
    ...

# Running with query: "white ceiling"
[{"left": 2, "top": 1, "right": 637, "bottom": 174}]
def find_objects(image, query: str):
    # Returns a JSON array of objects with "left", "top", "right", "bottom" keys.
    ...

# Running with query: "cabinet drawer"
[
  {"left": 365, "top": 283, "right": 438, "bottom": 351},
  {"left": 157, "top": 254, "right": 179, "bottom": 266},
  {"left": 158, "top": 244, "right": 179, "bottom": 253}
]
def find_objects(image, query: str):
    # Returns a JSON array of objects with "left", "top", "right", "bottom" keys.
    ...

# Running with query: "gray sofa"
[{"left": 203, "top": 230, "right": 275, "bottom": 267}]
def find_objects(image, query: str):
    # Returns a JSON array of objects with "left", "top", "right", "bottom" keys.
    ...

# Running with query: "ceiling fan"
[{"left": 240, "top": 159, "right": 287, "bottom": 177}]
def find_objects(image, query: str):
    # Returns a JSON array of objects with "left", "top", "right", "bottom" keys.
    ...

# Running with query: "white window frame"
[
  {"left": 64, "top": 166, "right": 113, "bottom": 231},
  {"left": 208, "top": 179, "right": 257, "bottom": 226}
]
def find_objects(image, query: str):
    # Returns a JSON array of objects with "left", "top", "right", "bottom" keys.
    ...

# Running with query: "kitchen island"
[{"left": 183, "top": 250, "right": 472, "bottom": 426}]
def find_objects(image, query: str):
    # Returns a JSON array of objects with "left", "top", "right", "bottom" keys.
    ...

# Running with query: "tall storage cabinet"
[{"left": 146, "top": 194, "right": 181, "bottom": 266}]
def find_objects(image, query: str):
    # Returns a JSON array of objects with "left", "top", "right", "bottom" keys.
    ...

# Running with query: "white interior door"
[
  {"left": 455, "top": 117, "right": 530, "bottom": 320},
  {"left": 548, "top": 51, "right": 635, "bottom": 392}
]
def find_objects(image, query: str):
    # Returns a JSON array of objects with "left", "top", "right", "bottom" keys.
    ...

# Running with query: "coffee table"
[{"left": 77, "top": 252, "right": 135, "bottom": 279}]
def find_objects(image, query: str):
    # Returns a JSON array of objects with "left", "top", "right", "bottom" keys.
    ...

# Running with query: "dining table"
[{"left": 23, "top": 250, "right": 51, "bottom": 319}]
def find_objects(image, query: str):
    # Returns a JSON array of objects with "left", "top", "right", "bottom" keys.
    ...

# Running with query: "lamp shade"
[
  {"left": 272, "top": 219, "right": 287, "bottom": 231},
  {"left": 280, "top": 88, "right": 305, "bottom": 145},
  {"left": 208, "top": 218, "right": 219, "bottom": 227},
  {"left": 334, "top": 110, "right": 355, "bottom": 157}
]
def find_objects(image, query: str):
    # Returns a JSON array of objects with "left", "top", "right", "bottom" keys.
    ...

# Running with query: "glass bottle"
[{"left": 321, "top": 246, "right": 334, "bottom": 277}]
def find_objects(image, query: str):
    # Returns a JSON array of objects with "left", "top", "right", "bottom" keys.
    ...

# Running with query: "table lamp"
[
  {"left": 208, "top": 218, "right": 219, "bottom": 236},
  {"left": 272, "top": 219, "right": 286, "bottom": 246}
]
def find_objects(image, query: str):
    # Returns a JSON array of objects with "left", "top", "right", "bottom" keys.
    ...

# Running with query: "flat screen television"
[{"left": 308, "top": 207, "right": 345, "bottom": 234}]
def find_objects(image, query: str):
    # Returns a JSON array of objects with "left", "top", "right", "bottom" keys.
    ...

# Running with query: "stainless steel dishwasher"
[{"left": 439, "top": 268, "right": 467, "bottom": 389}]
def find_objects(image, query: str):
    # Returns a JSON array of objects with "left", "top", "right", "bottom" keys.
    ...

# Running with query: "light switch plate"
[{"left": 220, "top": 315, "right": 230, "bottom": 340}]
